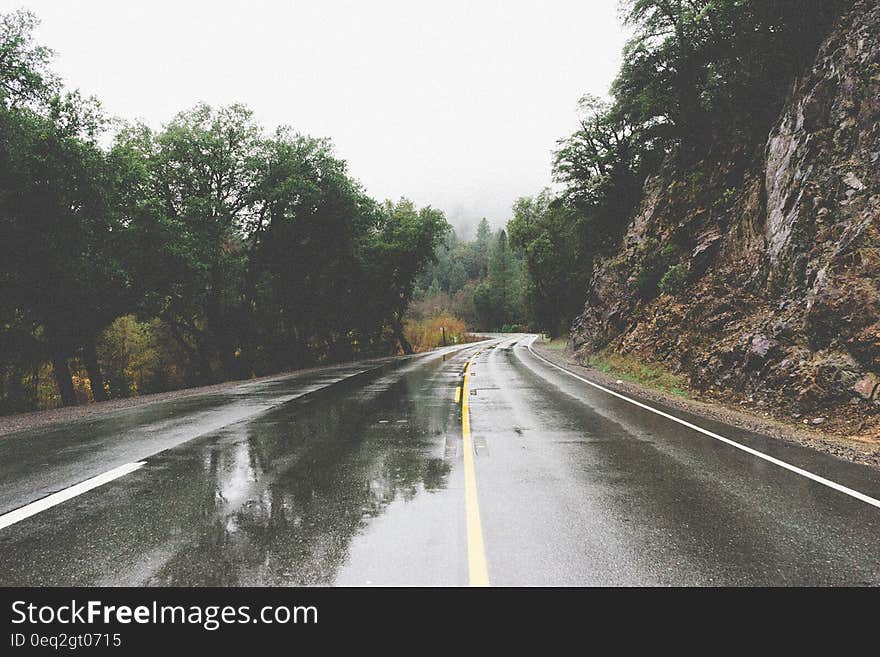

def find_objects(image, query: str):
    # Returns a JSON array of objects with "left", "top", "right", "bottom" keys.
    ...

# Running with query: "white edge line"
[
  {"left": 0, "top": 461, "right": 147, "bottom": 531},
  {"left": 525, "top": 337, "right": 880, "bottom": 510}
]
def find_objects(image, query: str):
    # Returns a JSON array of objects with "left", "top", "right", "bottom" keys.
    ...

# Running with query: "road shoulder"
[{"left": 531, "top": 340, "right": 880, "bottom": 471}]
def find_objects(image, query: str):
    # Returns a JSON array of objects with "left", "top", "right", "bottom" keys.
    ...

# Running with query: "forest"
[
  {"left": 0, "top": 10, "right": 448, "bottom": 413},
  {"left": 406, "top": 218, "right": 531, "bottom": 344},
  {"left": 1, "top": 0, "right": 855, "bottom": 414}
]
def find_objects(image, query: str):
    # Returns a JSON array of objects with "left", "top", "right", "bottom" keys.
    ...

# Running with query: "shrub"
[
  {"left": 404, "top": 314, "right": 472, "bottom": 352},
  {"left": 658, "top": 263, "right": 689, "bottom": 295},
  {"left": 635, "top": 238, "right": 680, "bottom": 299}
]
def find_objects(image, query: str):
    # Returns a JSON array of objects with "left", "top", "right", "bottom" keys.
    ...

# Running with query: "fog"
[{"left": 3, "top": 0, "right": 627, "bottom": 234}]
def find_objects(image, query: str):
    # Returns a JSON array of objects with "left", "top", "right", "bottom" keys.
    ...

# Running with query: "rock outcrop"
[{"left": 570, "top": 0, "right": 880, "bottom": 433}]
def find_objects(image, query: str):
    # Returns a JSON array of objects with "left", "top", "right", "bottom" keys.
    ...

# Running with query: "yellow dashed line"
[
  {"left": 454, "top": 386, "right": 461, "bottom": 404},
  {"left": 462, "top": 359, "right": 489, "bottom": 586}
]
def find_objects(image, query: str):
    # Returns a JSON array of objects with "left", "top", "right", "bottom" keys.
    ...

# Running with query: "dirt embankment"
[{"left": 570, "top": 0, "right": 880, "bottom": 444}]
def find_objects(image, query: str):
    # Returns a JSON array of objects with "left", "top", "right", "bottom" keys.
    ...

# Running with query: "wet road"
[{"left": 1, "top": 335, "right": 879, "bottom": 585}]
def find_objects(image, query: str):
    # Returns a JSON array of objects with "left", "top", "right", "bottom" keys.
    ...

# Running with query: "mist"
[{"left": 5, "top": 0, "right": 627, "bottom": 232}]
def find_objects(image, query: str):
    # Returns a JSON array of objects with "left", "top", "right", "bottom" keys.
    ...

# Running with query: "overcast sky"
[{"left": 3, "top": 0, "right": 627, "bottom": 235}]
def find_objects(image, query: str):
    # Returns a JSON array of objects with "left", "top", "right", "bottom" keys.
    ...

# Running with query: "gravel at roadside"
[{"left": 531, "top": 342, "right": 880, "bottom": 471}]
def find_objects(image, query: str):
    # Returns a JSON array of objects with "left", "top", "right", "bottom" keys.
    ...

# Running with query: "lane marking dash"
[{"left": 0, "top": 461, "right": 147, "bottom": 531}]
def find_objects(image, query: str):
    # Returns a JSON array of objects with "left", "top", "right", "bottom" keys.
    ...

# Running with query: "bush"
[
  {"left": 635, "top": 239, "right": 679, "bottom": 299},
  {"left": 96, "top": 316, "right": 188, "bottom": 397},
  {"left": 658, "top": 263, "right": 689, "bottom": 295},
  {"left": 404, "top": 314, "right": 473, "bottom": 352}
]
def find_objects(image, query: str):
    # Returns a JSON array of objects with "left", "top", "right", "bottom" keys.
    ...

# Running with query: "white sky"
[{"left": 3, "top": 0, "right": 626, "bottom": 235}]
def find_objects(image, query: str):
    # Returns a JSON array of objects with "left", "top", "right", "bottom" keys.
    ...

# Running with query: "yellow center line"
[
  {"left": 454, "top": 386, "right": 461, "bottom": 404},
  {"left": 462, "top": 358, "right": 489, "bottom": 586}
]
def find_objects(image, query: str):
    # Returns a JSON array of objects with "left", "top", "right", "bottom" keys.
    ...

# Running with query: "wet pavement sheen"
[
  {"left": 1, "top": 336, "right": 879, "bottom": 585},
  {"left": 0, "top": 348, "right": 472, "bottom": 585}
]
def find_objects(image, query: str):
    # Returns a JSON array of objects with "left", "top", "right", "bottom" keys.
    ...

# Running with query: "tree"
[
  {"left": 111, "top": 104, "right": 265, "bottom": 382},
  {"left": 364, "top": 199, "right": 449, "bottom": 353},
  {"left": 510, "top": 189, "right": 601, "bottom": 336},
  {"left": 0, "top": 9, "right": 57, "bottom": 108},
  {"left": 613, "top": 0, "right": 851, "bottom": 157},
  {"left": 0, "top": 88, "right": 129, "bottom": 405},
  {"left": 253, "top": 131, "right": 371, "bottom": 367},
  {"left": 474, "top": 218, "right": 492, "bottom": 279},
  {"left": 474, "top": 230, "right": 526, "bottom": 331},
  {"left": 552, "top": 95, "right": 644, "bottom": 251}
]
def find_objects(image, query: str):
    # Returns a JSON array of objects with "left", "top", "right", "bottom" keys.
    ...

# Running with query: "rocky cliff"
[{"left": 570, "top": 0, "right": 880, "bottom": 435}]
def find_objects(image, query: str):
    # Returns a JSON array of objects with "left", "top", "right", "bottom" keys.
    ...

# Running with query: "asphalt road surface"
[{"left": 1, "top": 335, "right": 879, "bottom": 586}]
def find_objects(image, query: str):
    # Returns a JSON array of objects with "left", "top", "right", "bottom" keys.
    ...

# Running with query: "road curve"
[{"left": 0, "top": 335, "right": 878, "bottom": 585}]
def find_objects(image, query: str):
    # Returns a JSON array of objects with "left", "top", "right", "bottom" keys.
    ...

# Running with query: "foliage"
[
  {"left": 507, "top": 191, "right": 588, "bottom": 336},
  {"left": 0, "top": 11, "right": 449, "bottom": 412},
  {"left": 404, "top": 314, "right": 472, "bottom": 353},
  {"left": 412, "top": 222, "right": 531, "bottom": 332},
  {"left": 97, "top": 316, "right": 173, "bottom": 398},
  {"left": 0, "top": 2, "right": 855, "bottom": 412},
  {"left": 614, "top": 0, "right": 851, "bottom": 156},
  {"left": 510, "top": 0, "right": 852, "bottom": 337},
  {"left": 0, "top": 9, "right": 57, "bottom": 108},
  {"left": 658, "top": 263, "right": 689, "bottom": 295},
  {"left": 587, "top": 349, "right": 690, "bottom": 397},
  {"left": 634, "top": 238, "right": 678, "bottom": 299},
  {"left": 542, "top": 337, "right": 568, "bottom": 352},
  {"left": 414, "top": 218, "right": 491, "bottom": 296},
  {"left": 472, "top": 230, "right": 530, "bottom": 331}
]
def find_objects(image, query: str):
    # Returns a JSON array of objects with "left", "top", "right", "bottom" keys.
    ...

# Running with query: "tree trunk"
[
  {"left": 50, "top": 348, "right": 78, "bottom": 407},
  {"left": 288, "top": 322, "right": 313, "bottom": 369},
  {"left": 206, "top": 265, "right": 235, "bottom": 381},
  {"left": 393, "top": 315, "right": 413, "bottom": 355},
  {"left": 167, "top": 320, "right": 214, "bottom": 384},
  {"left": 82, "top": 338, "right": 108, "bottom": 402}
]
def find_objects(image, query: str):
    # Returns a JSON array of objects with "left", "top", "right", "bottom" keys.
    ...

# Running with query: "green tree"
[
  {"left": 364, "top": 199, "right": 449, "bottom": 353},
  {"left": 253, "top": 131, "right": 371, "bottom": 367},
  {"left": 0, "top": 9, "right": 57, "bottom": 108},
  {"left": 0, "top": 88, "right": 129, "bottom": 405},
  {"left": 507, "top": 192, "right": 585, "bottom": 336},
  {"left": 474, "top": 218, "right": 492, "bottom": 279},
  {"left": 614, "top": 0, "right": 851, "bottom": 156},
  {"left": 111, "top": 104, "right": 264, "bottom": 382},
  {"left": 474, "top": 230, "right": 526, "bottom": 331}
]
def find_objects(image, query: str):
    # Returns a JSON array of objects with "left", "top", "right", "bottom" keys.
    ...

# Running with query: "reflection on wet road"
[
  {"left": 0, "top": 356, "right": 418, "bottom": 516},
  {"left": 0, "top": 347, "right": 471, "bottom": 585},
  {"left": 1, "top": 335, "right": 879, "bottom": 585}
]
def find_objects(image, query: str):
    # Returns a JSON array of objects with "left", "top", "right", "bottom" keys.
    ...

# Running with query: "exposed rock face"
[{"left": 571, "top": 0, "right": 880, "bottom": 431}]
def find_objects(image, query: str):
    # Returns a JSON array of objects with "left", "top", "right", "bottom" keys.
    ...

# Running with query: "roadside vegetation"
[
  {"left": 543, "top": 337, "right": 568, "bottom": 352},
  {"left": 585, "top": 350, "right": 690, "bottom": 398},
  {"left": 540, "top": 337, "right": 688, "bottom": 397},
  {"left": 505, "top": 0, "right": 850, "bottom": 336},
  {"left": 403, "top": 314, "right": 474, "bottom": 353},
  {"left": 2, "top": 2, "right": 849, "bottom": 414},
  {"left": 408, "top": 218, "right": 532, "bottom": 334},
  {"left": 0, "top": 10, "right": 448, "bottom": 414}
]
